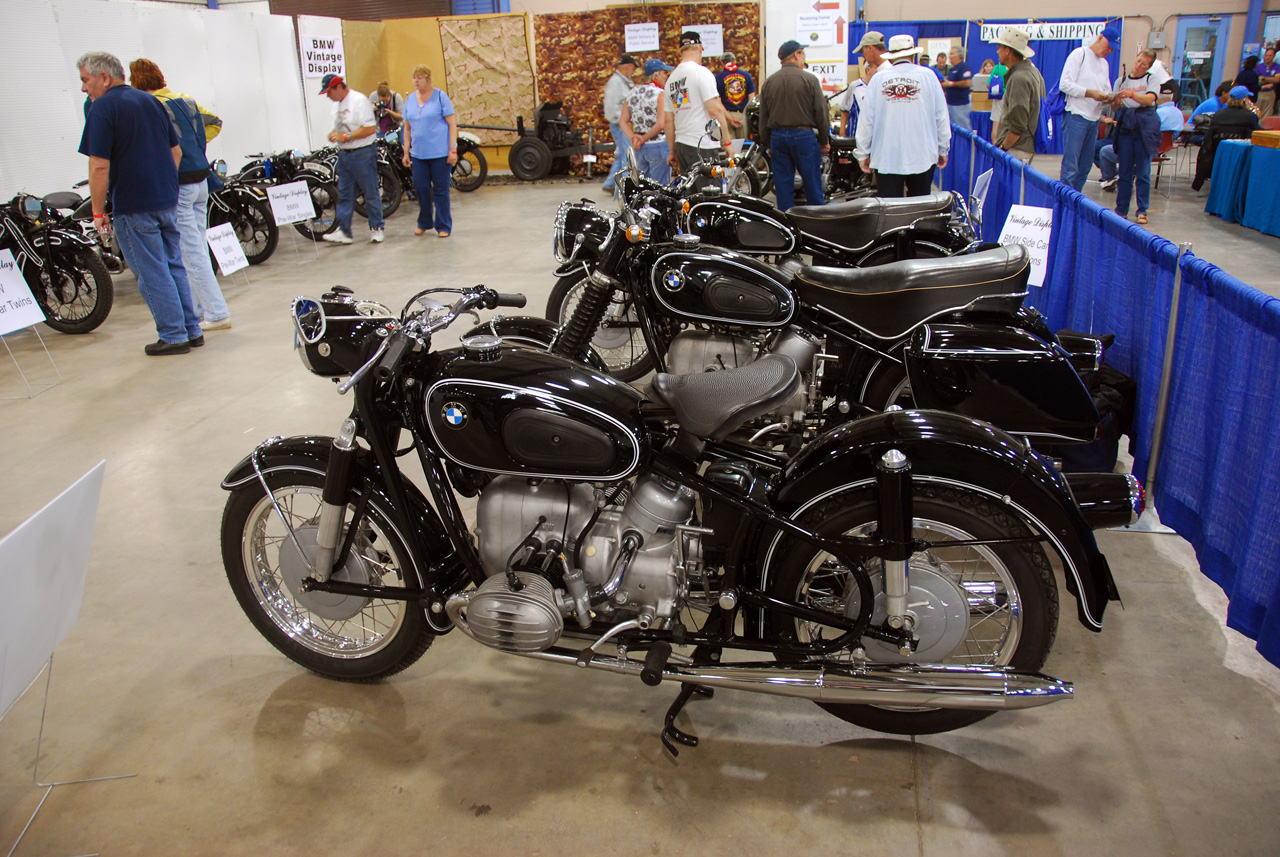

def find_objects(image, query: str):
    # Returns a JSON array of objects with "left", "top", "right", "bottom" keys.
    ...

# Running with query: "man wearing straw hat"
[{"left": 992, "top": 26, "right": 1044, "bottom": 165}]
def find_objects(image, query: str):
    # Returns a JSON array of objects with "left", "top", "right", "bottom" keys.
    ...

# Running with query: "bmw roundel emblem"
[
  {"left": 442, "top": 402, "right": 468, "bottom": 429},
  {"left": 662, "top": 270, "right": 685, "bottom": 292},
  {"left": 694, "top": 216, "right": 707, "bottom": 229}
]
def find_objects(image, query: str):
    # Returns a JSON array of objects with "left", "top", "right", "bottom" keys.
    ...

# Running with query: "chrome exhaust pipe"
[{"left": 519, "top": 647, "right": 1072, "bottom": 711}]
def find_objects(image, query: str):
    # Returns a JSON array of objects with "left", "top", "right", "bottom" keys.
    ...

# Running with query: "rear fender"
[{"left": 767, "top": 410, "right": 1120, "bottom": 632}]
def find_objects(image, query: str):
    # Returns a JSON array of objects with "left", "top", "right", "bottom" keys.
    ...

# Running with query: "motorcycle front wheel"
[
  {"left": 293, "top": 177, "right": 340, "bottom": 241},
  {"left": 30, "top": 246, "right": 113, "bottom": 334},
  {"left": 221, "top": 469, "right": 434, "bottom": 681},
  {"left": 208, "top": 191, "right": 278, "bottom": 266},
  {"left": 546, "top": 271, "right": 653, "bottom": 382},
  {"left": 354, "top": 163, "right": 403, "bottom": 219},
  {"left": 452, "top": 147, "right": 488, "bottom": 192},
  {"left": 763, "top": 483, "right": 1058, "bottom": 735}
]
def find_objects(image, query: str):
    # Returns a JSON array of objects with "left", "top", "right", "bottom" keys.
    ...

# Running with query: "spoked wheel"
[
  {"left": 30, "top": 246, "right": 113, "bottom": 334},
  {"left": 209, "top": 190, "right": 278, "bottom": 266},
  {"left": 546, "top": 271, "right": 652, "bottom": 382},
  {"left": 452, "top": 147, "right": 488, "bottom": 192},
  {"left": 727, "top": 164, "right": 762, "bottom": 197},
  {"left": 293, "top": 177, "right": 340, "bottom": 241},
  {"left": 221, "top": 469, "right": 434, "bottom": 681},
  {"left": 354, "top": 164, "right": 403, "bottom": 218},
  {"left": 763, "top": 484, "right": 1058, "bottom": 734}
]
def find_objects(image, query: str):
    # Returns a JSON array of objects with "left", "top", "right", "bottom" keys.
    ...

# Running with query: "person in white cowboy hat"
[
  {"left": 854, "top": 34, "right": 951, "bottom": 198},
  {"left": 992, "top": 26, "right": 1045, "bottom": 164}
]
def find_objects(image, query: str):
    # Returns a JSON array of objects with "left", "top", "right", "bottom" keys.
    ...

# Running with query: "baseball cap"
[
  {"left": 721, "top": 51, "right": 736, "bottom": 63},
  {"left": 680, "top": 31, "right": 702, "bottom": 48},
  {"left": 778, "top": 39, "right": 804, "bottom": 60},
  {"left": 618, "top": 54, "right": 638, "bottom": 67},
  {"left": 1229, "top": 85, "right": 1252, "bottom": 99},
  {"left": 318, "top": 73, "right": 344, "bottom": 95},
  {"left": 643, "top": 58, "right": 675, "bottom": 75},
  {"left": 1099, "top": 26, "right": 1121, "bottom": 50},
  {"left": 857, "top": 31, "right": 886, "bottom": 50}
]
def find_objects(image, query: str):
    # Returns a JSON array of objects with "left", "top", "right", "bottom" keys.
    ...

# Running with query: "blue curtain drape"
[
  {"left": 1157, "top": 256, "right": 1280, "bottom": 663},
  {"left": 946, "top": 127, "right": 973, "bottom": 196}
]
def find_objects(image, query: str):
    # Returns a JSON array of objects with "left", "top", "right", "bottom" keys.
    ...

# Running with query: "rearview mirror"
[{"left": 705, "top": 120, "right": 723, "bottom": 142}]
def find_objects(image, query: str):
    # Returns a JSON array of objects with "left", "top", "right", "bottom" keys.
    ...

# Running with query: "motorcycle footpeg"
[
  {"left": 641, "top": 641, "right": 672, "bottom": 686},
  {"left": 575, "top": 648, "right": 596, "bottom": 668}
]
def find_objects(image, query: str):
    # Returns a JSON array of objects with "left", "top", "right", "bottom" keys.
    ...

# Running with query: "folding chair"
[{"left": 1152, "top": 131, "right": 1176, "bottom": 197}]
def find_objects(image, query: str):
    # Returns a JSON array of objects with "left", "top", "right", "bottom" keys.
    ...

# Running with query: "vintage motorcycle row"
[{"left": 220, "top": 137, "right": 1140, "bottom": 755}]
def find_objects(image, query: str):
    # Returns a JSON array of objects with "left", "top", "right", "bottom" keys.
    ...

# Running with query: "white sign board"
[
  {"left": 999, "top": 205, "right": 1053, "bottom": 287},
  {"left": 981, "top": 21, "right": 1106, "bottom": 43},
  {"left": 797, "top": 13, "right": 837, "bottom": 48},
  {"left": 928, "top": 40, "right": 953, "bottom": 63},
  {"left": 807, "top": 60, "right": 849, "bottom": 95},
  {"left": 267, "top": 181, "right": 317, "bottom": 226},
  {"left": 625, "top": 22, "right": 660, "bottom": 53},
  {"left": 689, "top": 25, "right": 724, "bottom": 58},
  {"left": 0, "top": 248, "right": 47, "bottom": 335},
  {"left": 0, "top": 461, "right": 105, "bottom": 718},
  {"left": 206, "top": 222, "right": 249, "bottom": 276},
  {"left": 297, "top": 17, "right": 345, "bottom": 78}
]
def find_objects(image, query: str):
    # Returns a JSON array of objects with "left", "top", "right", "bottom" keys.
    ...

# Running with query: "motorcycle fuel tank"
[
  {"left": 686, "top": 196, "right": 796, "bottom": 255},
  {"left": 649, "top": 245, "right": 795, "bottom": 327},
  {"left": 424, "top": 346, "right": 649, "bottom": 480}
]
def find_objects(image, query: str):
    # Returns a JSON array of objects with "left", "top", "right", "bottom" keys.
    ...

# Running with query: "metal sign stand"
[
  {"left": 1, "top": 327, "right": 61, "bottom": 399},
  {"left": 4, "top": 656, "right": 136, "bottom": 857},
  {"left": 1115, "top": 241, "right": 1192, "bottom": 534}
]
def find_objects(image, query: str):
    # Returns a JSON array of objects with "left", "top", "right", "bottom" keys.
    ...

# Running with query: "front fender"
[
  {"left": 770, "top": 410, "right": 1120, "bottom": 632},
  {"left": 31, "top": 228, "right": 95, "bottom": 249}
]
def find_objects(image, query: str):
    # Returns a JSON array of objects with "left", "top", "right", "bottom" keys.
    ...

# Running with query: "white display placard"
[
  {"left": 999, "top": 205, "right": 1054, "bottom": 287},
  {"left": 928, "top": 40, "right": 953, "bottom": 62},
  {"left": 807, "top": 60, "right": 848, "bottom": 95},
  {"left": 297, "top": 16, "right": 345, "bottom": 78},
  {"left": 0, "top": 248, "right": 47, "bottom": 335},
  {"left": 267, "top": 181, "right": 317, "bottom": 225},
  {"left": 625, "top": 22, "right": 660, "bottom": 53},
  {"left": 206, "top": 222, "right": 249, "bottom": 276},
  {"left": 797, "top": 13, "right": 837, "bottom": 48},
  {"left": 0, "top": 461, "right": 106, "bottom": 718},
  {"left": 689, "top": 25, "right": 724, "bottom": 58}
]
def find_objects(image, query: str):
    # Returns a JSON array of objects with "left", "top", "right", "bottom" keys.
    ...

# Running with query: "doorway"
[{"left": 1174, "top": 15, "right": 1232, "bottom": 110}]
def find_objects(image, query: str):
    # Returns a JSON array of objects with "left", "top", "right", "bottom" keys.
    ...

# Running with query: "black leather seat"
[
  {"left": 793, "top": 245, "right": 1031, "bottom": 340},
  {"left": 42, "top": 191, "right": 83, "bottom": 212},
  {"left": 785, "top": 192, "right": 954, "bottom": 250},
  {"left": 829, "top": 134, "right": 858, "bottom": 149},
  {"left": 647, "top": 355, "right": 799, "bottom": 441}
]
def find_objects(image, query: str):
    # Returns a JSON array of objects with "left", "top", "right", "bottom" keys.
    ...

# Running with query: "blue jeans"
[
  {"left": 336, "top": 145, "right": 383, "bottom": 237},
  {"left": 113, "top": 207, "right": 202, "bottom": 344},
  {"left": 1114, "top": 129, "right": 1152, "bottom": 217},
  {"left": 770, "top": 128, "right": 825, "bottom": 210},
  {"left": 603, "top": 122, "right": 630, "bottom": 190},
  {"left": 410, "top": 156, "right": 452, "bottom": 234},
  {"left": 1094, "top": 139, "right": 1118, "bottom": 181},
  {"left": 636, "top": 138, "right": 671, "bottom": 185},
  {"left": 948, "top": 103, "right": 972, "bottom": 131},
  {"left": 1060, "top": 112, "right": 1099, "bottom": 192},
  {"left": 176, "top": 181, "right": 229, "bottom": 322}
]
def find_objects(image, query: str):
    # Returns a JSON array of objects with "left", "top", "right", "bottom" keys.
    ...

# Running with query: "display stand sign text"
[
  {"left": 267, "top": 181, "right": 316, "bottom": 226},
  {"left": 999, "top": 205, "right": 1053, "bottom": 288},
  {"left": 625, "top": 22, "right": 659, "bottom": 53},
  {"left": 205, "top": 223, "right": 249, "bottom": 276},
  {"left": 0, "top": 248, "right": 46, "bottom": 336}
]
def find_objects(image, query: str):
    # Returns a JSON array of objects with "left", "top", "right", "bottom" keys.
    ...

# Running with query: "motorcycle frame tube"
[{"left": 766, "top": 409, "right": 1118, "bottom": 632}]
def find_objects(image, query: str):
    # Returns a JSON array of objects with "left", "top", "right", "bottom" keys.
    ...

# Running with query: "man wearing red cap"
[{"left": 319, "top": 73, "right": 383, "bottom": 244}]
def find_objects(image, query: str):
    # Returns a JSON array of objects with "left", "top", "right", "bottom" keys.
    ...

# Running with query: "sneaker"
[
  {"left": 322, "top": 231, "right": 353, "bottom": 244},
  {"left": 144, "top": 339, "right": 191, "bottom": 356},
  {"left": 1100, "top": 177, "right": 1118, "bottom": 191},
  {"left": 370, "top": 228, "right": 385, "bottom": 243},
  {"left": 201, "top": 317, "right": 232, "bottom": 331}
]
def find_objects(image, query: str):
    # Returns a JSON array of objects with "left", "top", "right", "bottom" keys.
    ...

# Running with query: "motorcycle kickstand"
[{"left": 662, "top": 683, "right": 714, "bottom": 757}]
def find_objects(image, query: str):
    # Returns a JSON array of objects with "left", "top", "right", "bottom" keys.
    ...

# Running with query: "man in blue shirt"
[
  {"left": 1190, "top": 81, "right": 1233, "bottom": 122},
  {"left": 942, "top": 45, "right": 973, "bottom": 130},
  {"left": 715, "top": 52, "right": 756, "bottom": 135},
  {"left": 78, "top": 51, "right": 202, "bottom": 355}
]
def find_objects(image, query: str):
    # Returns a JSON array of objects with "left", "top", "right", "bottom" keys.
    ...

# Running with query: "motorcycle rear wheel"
[
  {"left": 354, "top": 163, "right": 403, "bottom": 219},
  {"left": 452, "top": 147, "right": 488, "bottom": 192},
  {"left": 546, "top": 271, "right": 653, "bottom": 382},
  {"left": 293, "top": 176, "right": 341, "bottom": 241},
  {"left": 208, "top": 191, "right": 278, "bottom": 266},
  {"left": 30, "top": 246, "right": 113, "bottom": 334},
  {"left": 762, "top": 484, "right": 1057, "bottom": 735},
  {"left": 222, "top": 469, "right": 434, "bottom": 681}
]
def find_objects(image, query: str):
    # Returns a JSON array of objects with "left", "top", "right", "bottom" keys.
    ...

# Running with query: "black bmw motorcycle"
[
  {"left": 220, "top": 282, "right": 1138, "bottom": 753},
  {"left": 0, "top": 193, "right": 113, "bottom": 334},
  {"left": 234, "top": 150, "right": 341, "bottom": 240}
]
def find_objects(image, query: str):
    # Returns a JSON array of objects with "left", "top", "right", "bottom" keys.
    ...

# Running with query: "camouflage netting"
[
  {"left": 440, "top": 16, "right": 537, "bottom": 146},
  {"left": 533, "top": 3, "right": 761, "bottom": 175}
]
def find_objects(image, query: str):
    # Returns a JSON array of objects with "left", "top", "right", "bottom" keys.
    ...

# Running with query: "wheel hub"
[
  {"left": 277, "top": 526, "right": 373, "bottom": 621},
  {"left": 846, "top": 563, "right": 969, "bottom": 662}
]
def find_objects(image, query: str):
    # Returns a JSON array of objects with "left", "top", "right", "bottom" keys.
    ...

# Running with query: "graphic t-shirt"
[
  {"left": 716, "top": 66, "right": 756, "bottom": 112},
  {"left": 664, "top": 61, "right": 719, "bottom": 146}
]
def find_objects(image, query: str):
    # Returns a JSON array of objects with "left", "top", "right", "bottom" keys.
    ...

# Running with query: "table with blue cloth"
[
  {"left": 1205, "top": 139, "right": 1253, "bottom": 225},
  {"left": 1241, "top": 145, "right": 1280, "bottom": 237}
]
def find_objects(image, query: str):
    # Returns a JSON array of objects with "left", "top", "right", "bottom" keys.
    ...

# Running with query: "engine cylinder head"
[{"left": 448, "top": 573, "right": 564, "bottom": 653}]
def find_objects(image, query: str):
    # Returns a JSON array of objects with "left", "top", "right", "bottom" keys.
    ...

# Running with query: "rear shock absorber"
[{"left": 551, "top": 272, "right": 616, "bottom": 364}]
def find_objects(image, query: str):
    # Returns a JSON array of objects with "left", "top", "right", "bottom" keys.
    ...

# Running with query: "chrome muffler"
[{"left": 520, "top": 647, "right": 1072, "bottom": 711}]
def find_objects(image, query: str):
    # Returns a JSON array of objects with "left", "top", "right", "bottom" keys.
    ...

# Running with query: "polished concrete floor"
[{"left": 2, "top": 181, "right": 1279, "bottom": 856}]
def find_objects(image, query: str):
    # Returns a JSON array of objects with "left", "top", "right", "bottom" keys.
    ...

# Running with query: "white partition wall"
[{"left": 0, "top": 0, "right": 311, "bottom": 200}]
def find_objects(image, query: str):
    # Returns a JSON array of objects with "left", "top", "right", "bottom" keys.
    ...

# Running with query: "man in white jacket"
[{"left": 855, "top": 35, "right": 951, "bottom": 197}]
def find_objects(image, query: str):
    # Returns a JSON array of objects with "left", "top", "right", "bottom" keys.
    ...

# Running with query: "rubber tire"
[
  {"left": 452, "top": 146, "right": 488, "bottom": 192},
  {"left": 545, "top": 270, "right": 654, "bottom": 382},
  {"left": 728, "top": 164, "right": 762, "bottom": 197},
  {"left": 508, "top": 137, "right": 553, "bottom": 181},
  {"left": 207, "top": 191, "right": 278, "bottom": 266},
  {"left": 221, "top": 467, "right": 434, "bottom": 682},
  {"left": 354, "top": 163, "right": 402, "bottom": 219},
  {"left": 293, "top": 176, "right": 340, "bottom": 241},
  {"left": 30, "top": 246, "right": 113, "bottom": 335},
  {"left": 762, "top": 484, "right": 1058, "bottom": 735},
  {"left": 860, "top": 353, "right": 914, "bottom": 412}
]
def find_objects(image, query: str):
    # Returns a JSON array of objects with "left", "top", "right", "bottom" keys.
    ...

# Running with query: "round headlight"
[{"left": 553, "top": 202, "right": 610, "bottom": 264}]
